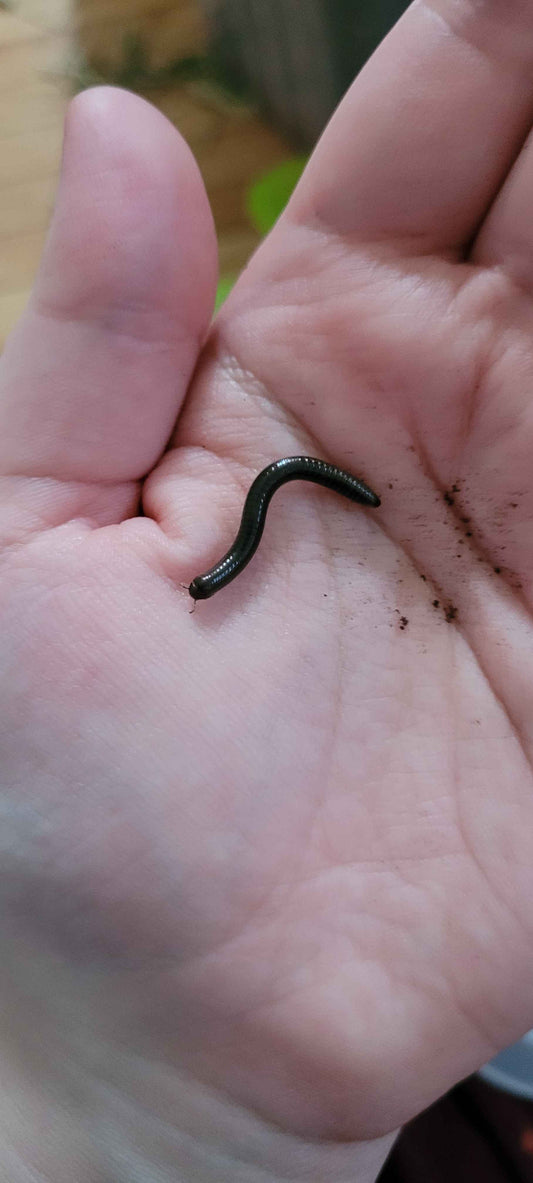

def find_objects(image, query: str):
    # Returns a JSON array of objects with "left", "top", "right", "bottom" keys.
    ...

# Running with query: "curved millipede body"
[{"left": 188, "top": 456, "right": 380, "bottom": 601}]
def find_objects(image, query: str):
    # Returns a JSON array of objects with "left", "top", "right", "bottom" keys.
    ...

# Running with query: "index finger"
[{"left": 290, "top": 0, "right": 533, "bottom": 254}]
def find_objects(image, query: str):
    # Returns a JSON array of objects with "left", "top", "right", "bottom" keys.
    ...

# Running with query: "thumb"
[{"left": 0, "top": 87, "right": 217, "bottom": 505}]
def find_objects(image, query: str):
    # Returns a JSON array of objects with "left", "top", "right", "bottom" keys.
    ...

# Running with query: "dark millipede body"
[{"left": 188, "top": 456, "right": 380, "bottom": 601}]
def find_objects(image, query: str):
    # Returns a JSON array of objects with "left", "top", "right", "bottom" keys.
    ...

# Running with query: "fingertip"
[
  {"left": 0, "top": 87, "right": 218, "bottom": 487},
  {"left": 37, "top": 85, "right": 218, "bottom": 337}
]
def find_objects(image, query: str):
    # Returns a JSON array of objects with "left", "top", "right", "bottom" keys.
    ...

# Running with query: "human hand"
[{"left": 2, "top": 2, "right": 533, "bottom": 1179}]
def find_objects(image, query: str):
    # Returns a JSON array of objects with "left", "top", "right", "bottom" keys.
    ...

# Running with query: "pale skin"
[{"left": 2, "top": 0, "right": 533, "bottom": 1178}]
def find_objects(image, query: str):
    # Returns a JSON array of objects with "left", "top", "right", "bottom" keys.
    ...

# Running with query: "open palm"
[{"left": 2, "top": 2, "right": 533, "bottom": 1176}]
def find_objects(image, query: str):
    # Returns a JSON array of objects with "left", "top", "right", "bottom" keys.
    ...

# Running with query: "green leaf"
[
  {"left": 246, "top": 157, "right": 308, "bottom": 236},
  {"left": 215, "top": 274, "right": 238, "bottom": 312}
]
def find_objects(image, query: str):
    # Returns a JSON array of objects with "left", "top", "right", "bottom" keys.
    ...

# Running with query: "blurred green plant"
[
  {"left": 215, "top": 156, "right": 308, "bottom": 311},
  {"left": 245, "top": 157, "right": 307, "bottom": 236},
  {"left": 214, "top": 274, "right": 238, "bottom": 313}
]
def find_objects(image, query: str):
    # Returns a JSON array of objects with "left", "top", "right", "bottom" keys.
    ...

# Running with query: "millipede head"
[{"left": 188, "top": 577, "right": 213, "bottom": 601}]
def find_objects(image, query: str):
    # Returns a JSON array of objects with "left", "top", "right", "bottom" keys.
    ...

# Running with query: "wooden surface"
[{"left": 0, "top": 0, "right": 291, "bottom": 348}]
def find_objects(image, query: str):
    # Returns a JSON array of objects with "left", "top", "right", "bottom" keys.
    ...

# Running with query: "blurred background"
[
  {"left": 0, "top": 0, "right": 409, "bottom": 347},
  {"left": 2, "top": 1, "right": 533, "bottom": 1178}
]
